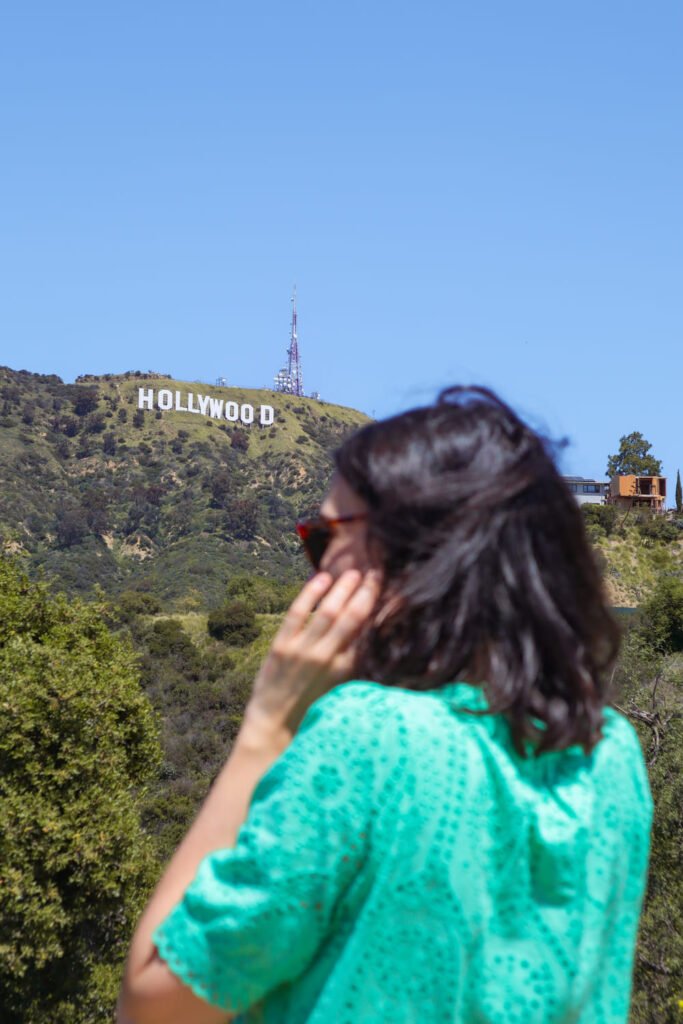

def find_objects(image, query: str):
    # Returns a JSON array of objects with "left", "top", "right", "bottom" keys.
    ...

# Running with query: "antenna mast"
[{"left": 287, "top": 286, "right": 304, "bottom": 397}]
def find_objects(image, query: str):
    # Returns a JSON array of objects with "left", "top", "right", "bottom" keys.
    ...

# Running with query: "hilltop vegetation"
[
  {"left": 2, "top": 545, "right": 682, "bottom": 1023},
  {"left": 582, "top": 504, "right": 683, "bottom": 607},
  {"left": 0, "top": 367, "right": 369, "bottom": 607},
  {"left": 1, "top": 366, "right": 682, "bottom": 1021},
  {"left": 0, "top": 558, "right": 161, "bottom": 1023}
]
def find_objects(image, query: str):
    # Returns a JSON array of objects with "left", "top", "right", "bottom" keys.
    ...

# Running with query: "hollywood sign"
[{"left": 138, "top": 388, "right": 275, "bottom": 426}]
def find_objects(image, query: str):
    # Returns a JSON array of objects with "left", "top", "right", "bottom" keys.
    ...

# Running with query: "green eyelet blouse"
[{"left": 154, "top": 681, "right": 652, "bottom": 1023}]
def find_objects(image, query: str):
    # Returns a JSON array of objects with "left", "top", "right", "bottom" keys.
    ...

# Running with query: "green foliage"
[
  {"left": 207, "top": 599, "right": 260, "bottom": 645},
  {"left": 635, "top": 514, "right": 680, "bottom": 545},
  {"left": 55, "top": 507, "right": 88, "bottom": 547},
  {"left": 0, "top": 556, "right": 161, "bottom": 1022},
  {"left": 676, "top": 470, "right": 682, "bottom": 514},
  {"left": 225, "top": 573, "right": 299, "bottom": 613},
  {"left": 606, "top": 432, "right": 662, "bottom": 478},
  {"left": 581, "top": 503, "right": 620, "bottom": 537},
  {"left": 222, "top": 495, "right": 259, "bottom": 540},
  {"left": 231, "top": 429, "right": 250, "bottom": 452},
  {"left": 129, "top": 613, "right": 245, "bottom": 861},
  {"left": 612, "top": 631, "right": 683, "bottom": 1023},
  {"left": 83, "top": 411, "right": 106, "bottom": 434},
  {"left": 117, "top": 589, "right": 162, "bottom": 619},
  {"left": 146, "top": 618, "right": 203, "bottom": 673},
  {"left": 72, "top": 389, "right": 99, "bottom": 417},
  {"left": 634, "top": 575, "right": 683, "bottom": 654},
  {"left": 210, "top": 468, "right": 231, "bottom": 507},
  {"left": 0, "top": 366, "right": 367, "bottom": 605}
]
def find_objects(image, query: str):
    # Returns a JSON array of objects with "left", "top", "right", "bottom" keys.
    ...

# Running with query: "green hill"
[{"left": 0, "top": 367, "right": 370, "bottom": 608}]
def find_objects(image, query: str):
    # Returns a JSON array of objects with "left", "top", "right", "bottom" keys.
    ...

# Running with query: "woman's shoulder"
[
  {"left": 305, "top": 679, "right": 452, "bottom": 728},
  {"left": 298, "top": 681, "right": 467, "bottom": 763}
]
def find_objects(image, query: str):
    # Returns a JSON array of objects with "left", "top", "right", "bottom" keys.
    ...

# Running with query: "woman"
[{"left": 118, "top": 386, "right": 652, "bottom": 1024}]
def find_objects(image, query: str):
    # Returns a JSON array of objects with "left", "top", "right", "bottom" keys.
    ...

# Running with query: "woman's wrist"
[{"left": 237, "top": 705, "right": 292, "bottom": 757}]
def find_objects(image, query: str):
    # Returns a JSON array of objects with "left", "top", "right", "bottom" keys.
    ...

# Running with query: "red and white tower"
[
  {"left": 274, "top": 287, "right": 305, "bottom": 396},
  {"left": 287, "top": 287, "right": 304, "bottom": 397}
]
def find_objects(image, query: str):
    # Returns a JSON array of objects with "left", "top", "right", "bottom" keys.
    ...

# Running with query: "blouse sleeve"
[{"left": 152, "top": 683, "right": 382, "bottom": 1013}]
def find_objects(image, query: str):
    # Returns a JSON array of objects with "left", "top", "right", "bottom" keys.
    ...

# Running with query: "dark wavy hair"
[{"left": 334, "top": 386, "right": 620, "bottom": 755}]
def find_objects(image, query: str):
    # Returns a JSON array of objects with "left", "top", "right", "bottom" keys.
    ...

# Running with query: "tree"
[
  {"left": 0, "top": 556, "right": 161, "bottom": 1021},
  {"left": 635, "top": 575, "right": 683, "bottom": 654},
  {"left": 207, "top": 599, "right": 260, "bottom": 645},
  {"left": 225, "top": 573, "right": 300, "bottom": 613},
  {"left": 612, "top": 631, "right": 683, "bottom": 1022},
  {"left": 117, "top": 589, "right": 162, "bottom": 620},
  {"left": 72, "top": 389, "right": 99, "bottom": 417},
  {"left": 676, "top": 470, "right": 682, "bottom": 514},
  {"left": 231, "top": 429, "right": 250, "bottom": 453},
  {"left": 581, "top": 503, "right": 619, "bottom": 537},
  {"left": 606, "top": 432, "right": 662, "bottom": 477},
  {"left": 222, "top": 496, "right": 259, "bottom": 541},
  {"left": 210, "top": 469, "right": 231, "bottom": 508},
  {"left": 55, "top": 507, "right": 88, "bottom": 547}
]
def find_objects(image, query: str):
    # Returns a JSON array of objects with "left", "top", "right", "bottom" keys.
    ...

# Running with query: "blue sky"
[{"left": 1, "top": 2, "right": 681, "bottom": 483}]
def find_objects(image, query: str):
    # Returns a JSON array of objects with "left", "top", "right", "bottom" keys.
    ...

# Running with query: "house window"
[{"left": 582, "top": 484, "right": 601, "bottom": 494}]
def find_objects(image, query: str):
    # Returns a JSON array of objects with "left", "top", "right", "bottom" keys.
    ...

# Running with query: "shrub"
[
  {"left": 84, "top": 412, "right": 106, "bottom": 434},
  {"left": 210, "top": 470, "right": 231, "bottom": 508},
  {"left": 207, "top": 600, "right": 260, "bottom": 646},
  {"left": 61, "top": 416, "right": 80, "bottom": 438},
  {"left": 636, "top": 514, "right": 680, "bottom": 544},
  {"left": 147, "top": 619, "right": 198, "bottom": 662},
  {"left": 635, "top": 575, "right": 683, "bottom": 653},
  {"left": 231, "top": 430, "right": 250, "bottom": 453},
  {"left": 584, "top": 522, "right": 606, "bottom": 544},
  {"left": 222, "top": 496, "right": 259, "bottom": 541},
  {"left": 225, "top": 573, "right": 299, "bottom": 613},
  {"left": 55, "top": 508, "right": 88, "bottom": 548},
  {"left": 118, "top": 591, "right": 163, "bottom": 620},
  {"left": 72, "top": 389, "right": 99, "bottom": 416},
  {"left": 54, "top": 438, "right": 70, "bottom": 460},
  {"left": 0, "top": 557, "right": 160, "bottom": 1020},
  {"left": 581, "top": 503, "right": 619, "bottom": 536}
]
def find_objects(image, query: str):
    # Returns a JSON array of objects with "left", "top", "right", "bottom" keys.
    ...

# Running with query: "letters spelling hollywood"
[{"left": 137, "top": 388, "right": 275, "bottom": 427}]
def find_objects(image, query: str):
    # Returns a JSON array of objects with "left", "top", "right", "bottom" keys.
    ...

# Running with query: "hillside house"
[
  {"left": 607, "top": 475, "right": 667, "bottom": 513},
  {"left": 563, "top": 477, "right": 609, "bottom": 506}
]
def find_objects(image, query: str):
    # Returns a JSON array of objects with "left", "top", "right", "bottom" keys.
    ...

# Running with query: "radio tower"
[
  {"left": 274, "top": 286, "right": 305, "bottom": 396},
  {"left": 287, "top": 286, "right": 304, "bottom": 397}
]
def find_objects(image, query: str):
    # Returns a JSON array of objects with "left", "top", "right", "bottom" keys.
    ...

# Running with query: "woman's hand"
[{"left": 243, "top": 569, "right": 380, "bottom": 739}]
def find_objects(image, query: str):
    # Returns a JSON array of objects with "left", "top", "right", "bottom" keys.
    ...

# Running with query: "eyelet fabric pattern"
[{"left": 153, "top": 681, "right": 652, "bottom": 1023}]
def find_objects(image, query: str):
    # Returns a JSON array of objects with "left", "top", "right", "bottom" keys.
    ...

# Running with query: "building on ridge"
[
  {"left": 606, "top": 475, "right": 667, "bottom": 513},
  {"left": 563, "top": 477, "right": 609, "bottom": 506}
]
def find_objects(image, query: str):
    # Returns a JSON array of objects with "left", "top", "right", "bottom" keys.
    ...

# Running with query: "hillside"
[
  {"left": 601, "top": 531, "right": 683, "bottom": 607},
  {"left": 0, "top": 367, "right": 370, "bottom": 608},
  {"left": 2, "top": 363, "right": 681, "bottom": 613}
]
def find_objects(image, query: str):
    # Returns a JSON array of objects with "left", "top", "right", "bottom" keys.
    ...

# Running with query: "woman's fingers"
[
  {"left": 317, "top": 573, "right": 380, "bottom": 658},
  {"left": 275, "top": 572, "right": 334, "bottom": 643},
  {"left": 302, "top": 570, "right": 364, "bottom": 644}
]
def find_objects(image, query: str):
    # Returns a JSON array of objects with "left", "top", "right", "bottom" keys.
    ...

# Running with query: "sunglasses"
[{"left": 295, "top": 514, "right": 367, "bottom": 570}]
